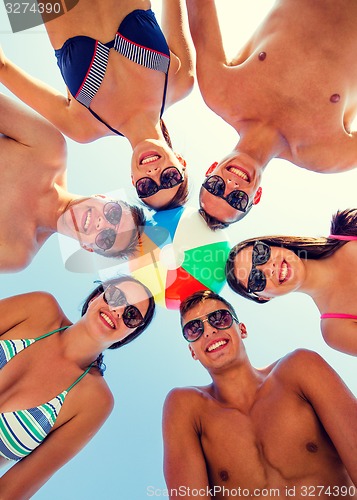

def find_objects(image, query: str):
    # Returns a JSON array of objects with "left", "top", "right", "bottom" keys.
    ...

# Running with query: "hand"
[{"left": 0, "top": 45, "right": 6, "bottom": 71}]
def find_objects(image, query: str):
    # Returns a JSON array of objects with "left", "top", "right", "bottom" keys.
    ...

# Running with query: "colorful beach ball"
[{"left": 128, "top": 206, "right": 230, "bottom": 309}]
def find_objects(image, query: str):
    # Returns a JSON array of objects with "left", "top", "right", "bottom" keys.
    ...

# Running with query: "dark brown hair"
[
  {"left": 225, "top": 209, "right": 357, "bottom": 303},
  {"left": 180, "top": 290, "right": 237, "bottom": 322}
]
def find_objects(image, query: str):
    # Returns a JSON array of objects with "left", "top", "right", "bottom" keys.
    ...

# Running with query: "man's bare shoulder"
[
  {"left": 270, "top": 348, "right": 326, "bottom": 384},
  {"left": 164, "top": 385, "right": 214, "bottom": 416}
]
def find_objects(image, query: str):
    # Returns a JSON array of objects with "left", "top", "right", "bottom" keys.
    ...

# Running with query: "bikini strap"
[
  {"left": 34, "top": 326, "right": 69, "bottom": 342},
  {"left": 87, "top": 107, "right": 124, "bottom": 136},
  {"left": 66, "top": 362, "right": 95, "bottom": 392},
  {"left": 328, "top": 234, "right": 357, "bottom": 241},
  {"left": 321, "top": 313, "right": 357, "bottom": 320}
]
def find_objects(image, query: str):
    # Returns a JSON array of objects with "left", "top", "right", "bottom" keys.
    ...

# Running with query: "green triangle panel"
[{"left": 182, "top": 241, "right": 230, "bottom": 292}]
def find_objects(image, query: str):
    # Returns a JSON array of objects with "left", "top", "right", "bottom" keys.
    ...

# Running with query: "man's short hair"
[
  {"left": 198, "top": 204, "right": 253, "bottom": 231},
  {"left": 105, "top": 203, "right": 146, "bottom": 259},
  {"left": 198, "top": 208, "right": 229, "bottom": 231},
  {"left": 180, "top": 290, "right": 237, "bottom": 322}
]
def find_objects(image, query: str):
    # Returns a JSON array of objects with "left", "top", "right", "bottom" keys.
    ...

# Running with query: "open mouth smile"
[
  {"left": 82, "top": 208, "right": 92, "bottom": 233},
  {"left": 139, "top": 152, "right": 161, "bottom": 165},
  {"left": 227, "top": 166, "right": 250, "bottom": 182},
  {"left": 279, "top": 260, "right": 289, "bottom": 284},
  {"left": 206, "top": 339, "right": 228, "bottom": 353},
  {"left": 100, "top": 312, "right": 116, "bottom": 329}
]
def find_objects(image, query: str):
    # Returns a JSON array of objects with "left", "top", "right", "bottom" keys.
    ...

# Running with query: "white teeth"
[
  {"left": 141, "top": 155, "right": 160, "bottom": 165},
  {"left": 228, "top": 167, "right": 249, "bottom": 181},
  {"left": 207, "top": 340, "right": 227, "bottom": 352},
  {"left": 280, "top": 262, "right": 288, "bottom": 282},
  {"left": 84, "top": 209, "right": 91, "bottom": 231},
  {"left": 100, "top": 312, "right": 115, "bottom": 329}
]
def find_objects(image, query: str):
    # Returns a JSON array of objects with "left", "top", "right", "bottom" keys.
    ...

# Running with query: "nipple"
[
  {"left": 306, "top": 442, "right": 318, "bottom": 453},
  {"left": 219, "top": 470, "right": 229, "bottom": 481},
  {"left": 258, "top": 52, "right": 267, "bottom": 61},
  {"left": 330, "top": 94, "right": 340, "bottom": 103}
]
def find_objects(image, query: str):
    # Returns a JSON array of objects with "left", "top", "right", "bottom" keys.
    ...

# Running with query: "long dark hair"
[
  {"left": 82, "top": 276, "right": 155, "bottom": 373},
  {"left": 149, "top": 119, "right": 189, "bottom": 211},
  {"left": 226, "top": 209, "right": 357, "bottom": 303}
]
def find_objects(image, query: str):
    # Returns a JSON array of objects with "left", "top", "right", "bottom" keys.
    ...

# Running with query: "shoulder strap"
[
  {"left": 66, "top": 363, "right": 95, "bottom": 392},
  {"left": 34, "top": 326, "right": 69, "bottom": 342}
]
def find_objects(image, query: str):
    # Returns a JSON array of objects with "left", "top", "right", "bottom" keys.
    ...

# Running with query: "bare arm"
[
  {"left": 0, "top": 92, "right": 66, "bottom": 164},
  {"left": 321, "top": 320, "right": 357, "bottom": 356},
  {"left": 0, "top": 47, "right": 93, "bottom": 142},
  {"left": 185, "top": 0, "right": 231, "bottom": 109},
  {"left": 163, "top": 388, "right": 212, "bottom": 499},
  {"left": 295, "top": 350, "right": 357, "bottom": 483},
  {"left": 0, "top": 383, "right": 113, "bottom": 500},
  {"left": 161, "top": 0, "right": 195, "bottom": 105},
  {"left": 0, "top": 292, "right": 69, "bottom": 337}
]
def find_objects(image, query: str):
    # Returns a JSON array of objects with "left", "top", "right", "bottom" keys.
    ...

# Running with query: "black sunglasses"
[
  {"left": 95, "top": 202, "right": 122, "bottom": 251},
  {"left": 247, "top": 241, "right": 271, "bottom": 293},
  {"left": 182, "top": 309, "right": 238, "bottom": 343},
  {"left": 136, "top": 167, "right": 184, "bottom": 198},
  {"left": 103, "top": 284, "right": 145, "bottom": 329},
  {"left": 202, "top": 175, "right": 250, "bottom": 212}
]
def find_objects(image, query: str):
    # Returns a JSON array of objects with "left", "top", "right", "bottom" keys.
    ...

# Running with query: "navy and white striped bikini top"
[
  {"left": 0, "top": 327, "right": 92, "bottom": 461},
  {"left": 55, "top": 9, "right": 170, "bottom": 136}
]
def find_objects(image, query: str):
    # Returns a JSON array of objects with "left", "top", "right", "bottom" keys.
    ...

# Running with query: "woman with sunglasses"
[
  {"left": 225, "top": 209, "right": 357, "bottom": 356},
  {"left": 0, "top": 276, "right": 155, "bottom": 498},
  {"left": 0, "top": 0, "right": 193, "bottom": 211}
]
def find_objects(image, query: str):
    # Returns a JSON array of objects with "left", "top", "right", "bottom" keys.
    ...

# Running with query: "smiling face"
[
  {"left": 84, "top": 280, "right": 151, "bottom": 349},
  {"left": 58, "top": 196, "right": 138, "bottom": 256},
  {"left": 233, "top": 244, "right": 307, "bottom": 300},
  {"left": 182, "top": 299, "right": 246, "bottom": 372},
  {"left": 131, "top": 139, "right": 186, "bottom": 209},
  {"left": 199, "top": 152, "right": 263, "bottom": 225}
]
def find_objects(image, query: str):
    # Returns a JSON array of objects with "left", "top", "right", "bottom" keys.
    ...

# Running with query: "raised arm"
[
  {"left": 0, "top": 92, "right": 66, "bottom": 161},
  {"left": 161, "top": 0, "right": 195, "bottom": 105},
  {"left": 0, "top": 382, "right": 113, "bottom": 500},
  {"left": 163, "top": 388, "right": 212, "bottom": 499},
  {"left": 0, "top": 46, "right": 88, "bottom": 142},
  {"left": 185, "top": 0, "right": 231, "bottom": 108},
  {"left": 295, "top": 350, "right": 357, "bottom": 483},
  {"left": 0, "top": 292, "right": 69, "bottom": 337}
]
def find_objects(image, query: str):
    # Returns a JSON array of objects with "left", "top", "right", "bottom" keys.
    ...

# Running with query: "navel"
[
  {"left": 219, "top": 470, "right": 229, "bottom": 481},
  {"left": 306, "top": 441, "right": 318, "bottom": 453}
]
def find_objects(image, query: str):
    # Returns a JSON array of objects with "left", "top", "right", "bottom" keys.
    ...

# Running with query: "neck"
[
  {"left": 55, "top": 187, "right": 85, "bottom": 236},
  {"left": 299, "top": 256, "right": 337, "bottom": 304},
  {"left": 235, "top": 121, "right": 287, "bottom": 167},
  {"left": 121, "top": 115, "right": 164, "bottom": 149},
  {"left": 208, "top": 355, "right": 263, "bottom": 408},
  {"left": 58, "top": 320, "right": 104, "bottom": 369}
]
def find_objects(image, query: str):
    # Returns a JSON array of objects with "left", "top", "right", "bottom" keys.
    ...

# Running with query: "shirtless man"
[
  {"left": 0, "top": 93, "right": 145, "bottom": 272},
  {"left": 185, "top": 0, "right": 357, "bottom": 229},
  {"left": 163, "top": 290, "right": 357, "bottom": 499}
]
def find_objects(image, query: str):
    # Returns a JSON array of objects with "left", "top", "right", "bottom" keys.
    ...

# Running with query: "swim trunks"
[{"left": 55, "top": 9, "right": 170, "bottom": 135}]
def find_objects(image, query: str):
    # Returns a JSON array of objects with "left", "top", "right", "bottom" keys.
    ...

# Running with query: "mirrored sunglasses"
[
  {"left": 103, "top": 284, "right": 145, "bottom": 329},
  {"left": 182, "top": 309, "right": 238, "bottom": 342}
]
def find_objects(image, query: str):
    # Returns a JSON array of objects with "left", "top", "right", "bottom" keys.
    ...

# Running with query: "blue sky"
[{"left": 0, "top": 1, "right": 356, "bottom": 498}]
